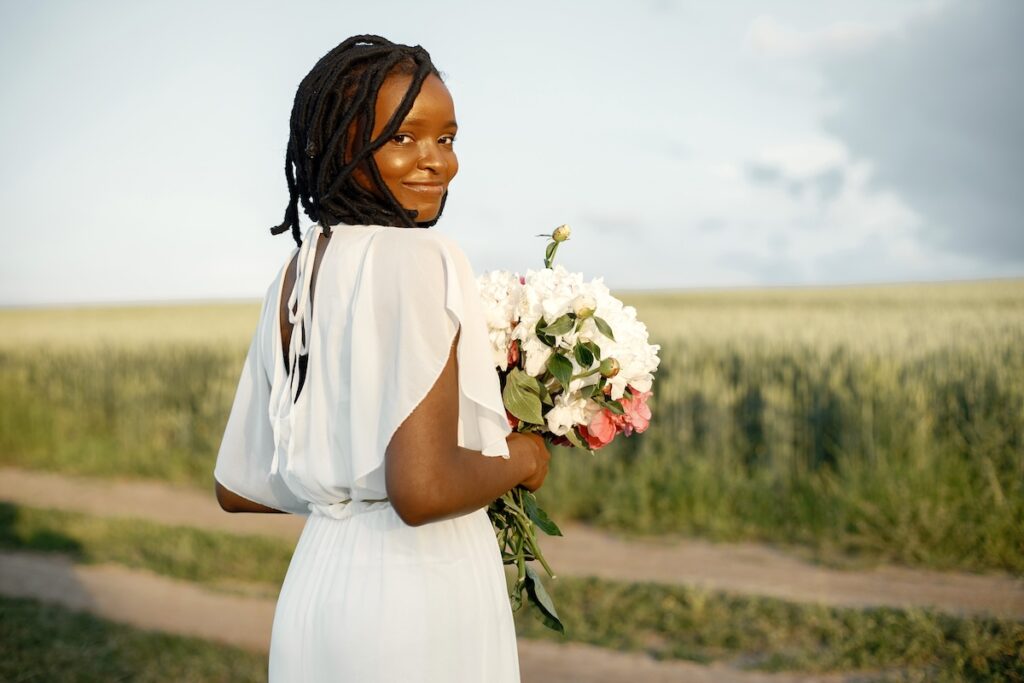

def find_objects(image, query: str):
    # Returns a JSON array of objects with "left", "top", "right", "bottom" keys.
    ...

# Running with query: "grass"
[
  {"left": 0, "top": 343, "right": 242, "bottom": 487},
  {"left": 538, "top": 339, "right": 1024, "bottom": 575},
  {"left": 2, "top": 501, "right": 1020, "bottom": 680},
  {"left": 0, "top": 595, "right": 267, "bottom": 683},
  {"left": 1, "top": 278, "right": 1022, "bottom": 575},
  {"left": 516, "top": 576, "right": 1024, "bottom": 682},
  {"left": 0, "top": 503, "right": 292, "bottom": 592}
]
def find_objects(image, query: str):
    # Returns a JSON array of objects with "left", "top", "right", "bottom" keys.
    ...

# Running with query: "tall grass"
[
  {"left": 5, "top": 502, "right": 1020, "bottom": 679},
  {"left": 0, "top": 343, "right": 242, "bottom": 485},
  {"left": 1, "top": 279, "right": 1021, "bottom": 574},
  {"left": 540, "top": 337, "right": 1024, "bottom": 574}
]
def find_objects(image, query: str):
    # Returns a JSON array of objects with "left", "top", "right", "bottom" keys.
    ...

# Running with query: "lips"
[{"left": 402, "top": 182, "right": 445, "bottom": 196}]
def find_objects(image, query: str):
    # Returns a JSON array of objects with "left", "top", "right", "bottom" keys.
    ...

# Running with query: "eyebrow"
[{"left": 400, "top": 116, "right": 458, "bottom": 129}]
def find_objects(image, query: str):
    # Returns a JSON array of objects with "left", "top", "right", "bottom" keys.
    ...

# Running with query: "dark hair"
[{"left": 270, "top": 35, "right": 448, "bottom": 245}]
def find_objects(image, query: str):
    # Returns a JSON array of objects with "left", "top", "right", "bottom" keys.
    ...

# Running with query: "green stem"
[
  {"left": 571, "top": 366, "right": 601, "bottom": 380},
  {"left": 523, "top": 517, "right": 557, "bottom": 578},
  {"left": 515, "top": 529, "right": 526, "bottom": 588}
]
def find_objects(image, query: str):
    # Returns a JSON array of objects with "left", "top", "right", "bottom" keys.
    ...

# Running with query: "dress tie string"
[
  {"left": 308, "top": 497, "right": 391, "bottom": 521},
  {"left": 268, "top": 222, "right": 327, "bottom": 479}
]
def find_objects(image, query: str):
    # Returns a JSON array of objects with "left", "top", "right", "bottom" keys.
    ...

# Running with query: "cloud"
[
  {"left": 745, "top": 162, "right": 784, "bottom": 185},
  {"left": 744, "top": 161, "right": 846, "bottom": 203},
  {"left": 820, "top": 0, "right": 1024, "bottom": 264},
  {"left": 745, "top": 15, "right": 886, "bottom": 59}
]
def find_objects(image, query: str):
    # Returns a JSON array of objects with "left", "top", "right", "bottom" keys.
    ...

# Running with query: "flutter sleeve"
[
  {"left": 213, "top": 276, "right": 310, "bottom": 515},
  {"left": 343, "top": 230, "right": 513, "bottom": 494}
]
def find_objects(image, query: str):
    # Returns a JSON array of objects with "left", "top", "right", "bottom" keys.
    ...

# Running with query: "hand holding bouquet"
[{"left": 479, "top": 225, "right": 661, "bottom": 633}]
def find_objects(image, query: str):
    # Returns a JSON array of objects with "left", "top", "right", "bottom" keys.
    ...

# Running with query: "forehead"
[{"left": 373, "top": 73, "right": 456, "bottom": 131}]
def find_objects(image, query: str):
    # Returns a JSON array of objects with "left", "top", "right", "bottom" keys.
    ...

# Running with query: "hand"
[{"left": 511, "top": 432, "right": 551, "bottom": 493}]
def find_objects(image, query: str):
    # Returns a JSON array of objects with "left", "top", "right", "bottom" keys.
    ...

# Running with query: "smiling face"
[{"left": 349, "top": 72, "right": 459, "bottom": 224}]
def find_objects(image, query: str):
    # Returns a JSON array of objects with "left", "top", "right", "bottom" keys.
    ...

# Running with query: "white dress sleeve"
[
  {"left": 344, "top": 230, "right": 513, "bottom": 493},
  {"left": 214, "top": 278, "right": 311, "bottom": 515}
]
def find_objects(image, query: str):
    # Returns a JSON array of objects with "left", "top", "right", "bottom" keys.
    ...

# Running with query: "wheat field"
[{"left": 1, "top": 278, "right": 1021, "bottom": 574}]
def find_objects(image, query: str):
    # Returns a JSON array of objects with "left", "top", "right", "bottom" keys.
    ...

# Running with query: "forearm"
[
  {"left": 215, "top": 480, "right": 288, "bottom": 514},
  {"left": 415, "top": 437, "right": 535, "bottom": 526}
]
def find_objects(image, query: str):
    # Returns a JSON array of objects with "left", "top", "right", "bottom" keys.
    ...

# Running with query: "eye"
[
  {"left": 391, "top": 134, "right": 413, "bottom": 145},
  {"left": 441, "top": 134, "right": 457, "bottom": 145}
]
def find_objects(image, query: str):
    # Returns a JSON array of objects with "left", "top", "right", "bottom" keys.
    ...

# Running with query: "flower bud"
[
  {"left": 571, "top": 294, "right": 596, "bottom": 319},
  {"left": 552, "top": 224, "right": 571, "bottom": 242},
  {"left": 599, "top": 357, "right": 620, "bottom": 378}
]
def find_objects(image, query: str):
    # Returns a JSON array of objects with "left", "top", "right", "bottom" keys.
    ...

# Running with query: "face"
[{"left": 349, "top": 72, "right": 459, "bottom": 223}]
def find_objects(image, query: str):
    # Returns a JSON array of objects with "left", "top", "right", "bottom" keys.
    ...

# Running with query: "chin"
[{"left": 411, "top": 203, "right": 442, "bottom": 223}]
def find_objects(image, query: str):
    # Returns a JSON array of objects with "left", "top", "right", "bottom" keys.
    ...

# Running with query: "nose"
[{"left": 417, "top": 140, "right": 446, "bottom": 175}]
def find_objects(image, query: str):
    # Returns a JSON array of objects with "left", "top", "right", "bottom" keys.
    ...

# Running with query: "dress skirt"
[{"left": 268, "top": 501, "right": 521, "bottom": 682}]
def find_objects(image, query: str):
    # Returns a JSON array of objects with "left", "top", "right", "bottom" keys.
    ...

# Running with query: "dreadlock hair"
[{"left": 270, "top": 35, "right": 449, "bottom": 246}]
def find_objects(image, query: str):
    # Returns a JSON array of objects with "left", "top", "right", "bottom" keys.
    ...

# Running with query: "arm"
[
  {"left": 385, "top": 327, "right": 538, "bottom": 527},
  {"left": 214, "top": 480, "right": 289, "bottom": 513}
]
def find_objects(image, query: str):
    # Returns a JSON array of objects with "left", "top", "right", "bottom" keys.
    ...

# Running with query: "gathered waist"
[{"left": 307, "top": 497, "right": 391, "bottom": 521}]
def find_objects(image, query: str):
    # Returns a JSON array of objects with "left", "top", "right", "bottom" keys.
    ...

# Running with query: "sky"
[{"left": 0, "top": 0, "right": 1020, "bottom": 305}]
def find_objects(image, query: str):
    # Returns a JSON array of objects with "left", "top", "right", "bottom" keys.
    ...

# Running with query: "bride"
[{"left": 212, "top": 34, "right": 551, "bottom": 682}]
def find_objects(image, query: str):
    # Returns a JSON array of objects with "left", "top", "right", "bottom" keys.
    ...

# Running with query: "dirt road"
[
  {"left": 0, "top": 550, "right": 876, "bottom": 683},
  {"left": 2, "top": 465, "right": 1020, "bottom": 619}
]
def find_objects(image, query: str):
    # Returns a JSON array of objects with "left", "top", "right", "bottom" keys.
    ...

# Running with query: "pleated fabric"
[
  {"left": 269, "top": 504, "right": 520, "bottom": 682},
  {"left": 213, "top": 223, "right": 520, "bottom": 682}
]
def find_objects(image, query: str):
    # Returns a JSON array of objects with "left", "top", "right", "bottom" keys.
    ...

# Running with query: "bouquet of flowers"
[{"left": 478, "top": 225, "right": 661, "bottom": 633}]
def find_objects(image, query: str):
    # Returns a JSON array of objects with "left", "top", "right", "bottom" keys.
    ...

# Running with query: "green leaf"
[
  {"left": 524, "top": 565, "right": 565, "bottom": 634},
  {"left": 540, "top": 313, "right": 574, "bottom": 337},
  {"left": 563, "top": 427, "right": 587, "bottom": 451},
  {"left": 592, "top": 316, "right": 615, "bottom": 342},
  {"left": 503, "top": 368, "right": 544, "bottom": 425},
  {"left": 510, "top": 583, "right": 524, "bottom": 612},
  {"left": 534, "top": 317, "right": 556, "bottom": 347},
  {"left": 517, "top": 371, "right": 545, "bottom": 397},
  {"left": 522, "top": 491, "right": 563, "bottom": 536},
  {"left": 595, "top": 396, "right": 625, "bottom": 415},
  {"left": 573, "top": 341, "right": 594, "bottom": 368},
  {"left": 584, "top": 340, "right": 602, "bottom": 360},
  {"left": 547, "top": 353, "right": 573, "bottom": 391},
  {"left": 536, "top": 380, "right": 554, "bottom": 407}
]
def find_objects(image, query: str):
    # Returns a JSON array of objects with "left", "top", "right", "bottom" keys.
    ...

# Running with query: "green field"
[
  {"left": 1, "top": 595, "right": 267, "bottom": 683},
  {"left": 1, "top": 278, "right": 1021, "bottom": 574},
  {"left": 4, "top": 502, "right": 1020, "bottom": 680}
]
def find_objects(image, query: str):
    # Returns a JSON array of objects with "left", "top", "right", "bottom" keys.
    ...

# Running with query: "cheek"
[{"left": 372, "top": 148, "right": 418, "bottom": 188}]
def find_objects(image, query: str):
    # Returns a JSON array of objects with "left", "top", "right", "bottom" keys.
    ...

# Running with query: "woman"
[{"left": 213, "top": 35, "right": 551, "bottom": 682}]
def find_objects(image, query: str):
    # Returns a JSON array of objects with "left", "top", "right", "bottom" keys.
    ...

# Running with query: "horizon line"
[{"left": 1, "top": 274, "right": 1021, "bottom": 310}]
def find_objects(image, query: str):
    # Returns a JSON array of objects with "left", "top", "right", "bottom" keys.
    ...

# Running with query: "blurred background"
[{"left": 1, "top": 1, "right": 1021, "bottom": 681}]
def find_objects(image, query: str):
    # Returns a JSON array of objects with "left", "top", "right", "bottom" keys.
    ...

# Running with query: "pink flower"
[
  {"left": 618, "top": 389, "right": 652, "bottom": 436},
  {"left": 583, "top": 409, "right": 619, "bottom": 448},
  {"left": 507, "top": 338, "right": 520, "bottom": 367}
]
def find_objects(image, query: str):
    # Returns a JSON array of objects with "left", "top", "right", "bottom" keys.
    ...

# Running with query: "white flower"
[
  {"left": 521, "top": 337, "right": 552, "bottom": 377},
  {"left": 572, "top": 293, "right": 596, "bottom": 318},
  {"left": 544, "top": 392, "right": 589, "bottom": 436},
  {"left": 476, "top": 257, "right": 661, "bottom": 431},
  {"left": 476, "top": 270, "right": 522, "bottom": 370}
]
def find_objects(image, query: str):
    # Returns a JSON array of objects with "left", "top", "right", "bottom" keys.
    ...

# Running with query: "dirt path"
[
  {"left": 2, "top": 465, "right": 1022, "bottom": 620},
  {"left": 0, "top": 549, "right": 875, "bottom": 683}
]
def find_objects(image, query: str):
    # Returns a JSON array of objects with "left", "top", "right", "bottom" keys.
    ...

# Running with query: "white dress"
[{"left": 213, "top": 222, "right": 521, "bottom": 682}]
